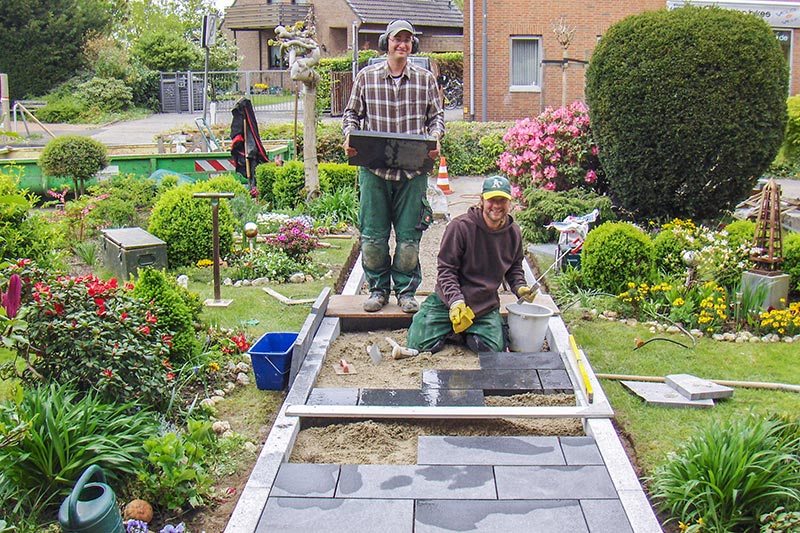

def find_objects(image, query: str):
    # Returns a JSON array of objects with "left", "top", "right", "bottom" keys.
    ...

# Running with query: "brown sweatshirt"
[{"left": 435, "top": 206, "right": 526, "bottom": 317}]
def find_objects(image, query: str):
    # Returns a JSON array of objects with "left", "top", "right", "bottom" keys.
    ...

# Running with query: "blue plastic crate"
[{"left": 248, "top": 332, "right": 298, "bottom": 390}]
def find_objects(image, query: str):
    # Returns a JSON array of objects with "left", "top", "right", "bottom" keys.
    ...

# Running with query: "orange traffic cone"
[{"left": 436, "top": 156, "right": 453, "bottom": 194}]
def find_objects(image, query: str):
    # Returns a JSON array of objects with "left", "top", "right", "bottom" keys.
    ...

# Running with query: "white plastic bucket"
[{"left": 506, "top": 303, "right": 553, "bottom": 352}]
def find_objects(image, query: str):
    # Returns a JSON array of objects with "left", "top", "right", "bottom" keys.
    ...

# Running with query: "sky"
[{"left": 214, "top": 0, "right": 235, "bottom": 10}]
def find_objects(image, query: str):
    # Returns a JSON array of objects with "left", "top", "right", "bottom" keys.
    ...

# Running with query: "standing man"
[
  {"left": 343, "top": 19, "right": 445, "bottom": 313},
  {"left": 407, "top": 176, "right": 537, "bottom": 353}
]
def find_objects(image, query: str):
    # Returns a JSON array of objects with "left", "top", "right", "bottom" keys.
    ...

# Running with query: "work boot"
[
  {"left": 466, "top": 334, "right": 492, "bottom": 353},
  {"left": 428, "top": 337, "right": 446, "bottom": 354},
  {"left": 363, "top": 291, "right": 389, "bottom": 312},
  {"left": 398, "top": 294, "right": 419, "bottom": 313}
]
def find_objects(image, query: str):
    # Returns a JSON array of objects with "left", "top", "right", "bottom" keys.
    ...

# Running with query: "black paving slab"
[
  {"left": 358, "top": 388, "right": 485, "bottom": 407},
  {"left": 258, "top": 497, "right": 413, "bottom": 532},
  {"left": 494, "top": 465, "right": 618, "bottom": 500},
  {"left": 538, "top": 369, "right": 574, "bottom": 393},
  {"left": 560, "top": 437, "right": 604, "bottom": 466},
  {"left": 581, "top": 499, "right": 634, "bottom": 532},
  {"left": 306, "top": 388, "right": 360, "bottom": 406},
  {"left": 417, "top": 436, "right": 564, "bottom": 466},
  {"left": 422, "top": 369, "right": 543, "bottom": 394},
  {"left": 270, "top": 464, "right": 340, "bottom": 498},
  {"left": 478, "top": 351, "right": 566, "bottom": 370},
  {"left": 415, "top": 499, "right": 590, "bottom": 532},
  {"left": 336, "top": 464, "right": 497, "bottom": 500}
]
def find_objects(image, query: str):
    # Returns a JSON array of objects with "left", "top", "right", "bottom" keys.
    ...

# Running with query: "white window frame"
[
  {"left": 774, "top": 28, "right": 794, "bottom": 93},
  {"left": 509, "top": 35, "right": 542, "bottom": 92}
]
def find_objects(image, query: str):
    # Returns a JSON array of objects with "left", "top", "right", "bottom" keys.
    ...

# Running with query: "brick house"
[
  {"left": 222, "top": 0, "right": 463, "bottom": 72},
  {"left": 465, "top": 0, "right": 800, "bottom": 121}
]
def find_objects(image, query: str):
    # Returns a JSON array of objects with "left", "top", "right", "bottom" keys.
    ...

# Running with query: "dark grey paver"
[
  {"left": 270, "top": 464, "right": 340, "bottom": 498},
  {"left": 621, "top": 381, "right": 714, "bottom": 408},
  {"left": 336, "top": 464, "right": 496, "bottom": 499},
  {"left": 306, "top": 388, "right": 360, "bottom": 406},
  {"left": 358, "top": 388, "right": 485, "bottom": 406},
  {"left": 418, "top": 436, "right": 564, "bottom": 465},
  {"left": 560, "top": 437, "right": 604, "bottom": 465},
  {"left": 257, "top": 497, "right": 413, "bottom": 532},
  {"left": 581, "top": 499, "right": 634, "bottom": 533},
  {"left": 665, "top": 373, "right": 734, "bottom": 400},
  {"left": 495, "top": 465, "right": 618, "bottom": 500},
  {"left": 415, "top": 499, "right": 589, "bottom": 533},
  {"left": 539, "top": 369, "right": 574, "bottom": 393},
  {"left": 422, "top": 369, "right": 542, "bottom": 394},
  {"left": 478, "top": 351, "right": 565, "bottom": 370}
]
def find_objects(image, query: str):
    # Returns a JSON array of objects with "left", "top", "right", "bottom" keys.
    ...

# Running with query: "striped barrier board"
[{"left": 194, "top": 159, "right": 236, "bottom": 172}]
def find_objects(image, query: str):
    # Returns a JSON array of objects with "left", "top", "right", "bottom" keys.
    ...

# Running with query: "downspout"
[
  {"left": 352, "top": 20, "right": 360, "bottom": 80},
  {"left": 481, "top": 0, "right": 487, "bottom": 122},
  {"left": 469, "top": 0, "right": 475, "bottom": 121}
]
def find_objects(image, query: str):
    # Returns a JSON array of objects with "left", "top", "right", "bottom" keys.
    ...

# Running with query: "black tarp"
[{"left": 230, "top": 97, "right": 268, "bottom": 189}]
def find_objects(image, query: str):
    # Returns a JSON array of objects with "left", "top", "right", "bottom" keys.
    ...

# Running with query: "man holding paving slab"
[
  {"left": 342, "top": 19, "right": 444, "bottom": 314},
  {"left": 407, "top": 176, "right": 536, "bottom": 353}
]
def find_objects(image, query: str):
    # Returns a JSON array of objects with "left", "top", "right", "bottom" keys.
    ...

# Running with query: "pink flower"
[
  {"left": 585, "top": 170, "right": 597, "bottom": 184},
  {"left": 1, "top": 274, "right": 21, "bottom": 319},
  {"left": 544, "top": 166, "right": 558, "bottom": 179},
  {"left": 544, "top": 181, "right": 557, "bottom": 191}
]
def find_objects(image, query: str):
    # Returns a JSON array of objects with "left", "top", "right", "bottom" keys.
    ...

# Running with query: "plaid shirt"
[{"left": 342, "top": 61, "right": 445, "bottom": 181}]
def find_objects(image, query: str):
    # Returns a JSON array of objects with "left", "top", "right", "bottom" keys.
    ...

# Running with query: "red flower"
[
  {"left": 124, "top": 282, "right": 135, "bottom": 291},
  {"left": 53, "top": 302, "right": 64, "bottom": 315},
  {"left": 162, "top": 358, "right": 173, "bottom": 370},
  {"left": 161, "top": 334, "right": 173, "bottom": 348},
  {"left": 145, "top": 311, "right": 158, "bottom": 324},
  {"left": 120, "top": 312, "right": 129, "bottom": 321},
  {"left": 139, "top": 325, "right": 151, "bottom": 335},
  {"left": 166, "top": 372, "right": 175, "bottom": 381},
  {"left": 101, "top": 369, "right": 113, "bottom": 378}
]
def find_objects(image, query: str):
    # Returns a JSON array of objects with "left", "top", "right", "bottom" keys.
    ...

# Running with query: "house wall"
[
  {"left": 314, "top": 0, "right": 356, "bottom": 56},
  {"left": 465, "top": 1, "right": 800, "bottom": 121}
]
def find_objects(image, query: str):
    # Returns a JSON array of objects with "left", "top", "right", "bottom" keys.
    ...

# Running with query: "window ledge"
[{"left": 509, "top": 86, "right": 541, "bottom": 93}]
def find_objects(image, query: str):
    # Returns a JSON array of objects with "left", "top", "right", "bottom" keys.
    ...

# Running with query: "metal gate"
[{"left": 160, "top": 72, "right": 205, "bottom": 113}]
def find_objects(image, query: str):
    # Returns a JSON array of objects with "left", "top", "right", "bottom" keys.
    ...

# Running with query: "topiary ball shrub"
[
  {"left": 783, "top": 232, "right": 800, "bottom": 292},
  {"left": 148, "top": 182, "right": 235, "bottom": 267},
  {"left": 39, "top": 135, "right": 108, "bottom": 197},
  {"left": 581, "top": 221, "right": 654, "bottom": 294},
  {"left": 586, "top": 6, "right": 788, "bottom": 221},
  {"left": 133, "top": 268, "right": 200, "bottom": 364}
]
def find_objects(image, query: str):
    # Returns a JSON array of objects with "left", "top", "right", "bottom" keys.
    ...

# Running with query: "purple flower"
[
  {"left": 2, "top": 274, "right": 21, "bottom": 319},
  {"left": 159, "top": 524, "right": 185, "bottom": 533},
  {"left": 126, "top": 520, "right": 149, "bottom": 533}
]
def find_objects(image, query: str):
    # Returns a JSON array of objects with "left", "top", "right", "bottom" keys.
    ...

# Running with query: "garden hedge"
[
  {"left": 586, "top": 6, "right": 788, "bottom": 221},
  {"left": 516, "top": 188, "right": 615, "bottom": 244}
]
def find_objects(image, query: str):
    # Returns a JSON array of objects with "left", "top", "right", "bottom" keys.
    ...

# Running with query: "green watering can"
[{"left": 58, "top": 465, "right": 124, "bottom": 533}]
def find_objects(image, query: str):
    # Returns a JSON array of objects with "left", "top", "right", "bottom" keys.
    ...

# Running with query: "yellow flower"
[
  {"left": 673, "top": 297, "right": 685, "bottom": 307},
  {"left": 678, "top": 521, "right": 689, "bottom": 532},
  {"left": 208, "top": 361, "right": 221, "bottom": 372}
]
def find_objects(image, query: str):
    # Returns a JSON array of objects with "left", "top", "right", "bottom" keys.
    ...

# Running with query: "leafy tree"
[
  {"left": 586, "top": 7, "right": 788, "bottom": 221},
  {"left": 39, "top": 136, "right": 108, "bottom": 198},
  {"left": 131, "top": 30, "right": 202, "bottom": 72},
  {"left": 0, "top": 0, "right": 114, "bottom": 97}
]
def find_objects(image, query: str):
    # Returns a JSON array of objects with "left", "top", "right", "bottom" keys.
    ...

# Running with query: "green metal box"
[{"left": 102, "top": 227, "right": 167, "bottom": 280}]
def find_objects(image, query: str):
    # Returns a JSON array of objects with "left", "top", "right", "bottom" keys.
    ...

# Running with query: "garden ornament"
[
  {"left": 385, "top": 336, "right": 419, "bottom": 360},
  {"left": 58, "top": 465, "right": 124, "bottom": 533},
  {"left": 244, "top": 222, "right": 258, "bottom": 251}
]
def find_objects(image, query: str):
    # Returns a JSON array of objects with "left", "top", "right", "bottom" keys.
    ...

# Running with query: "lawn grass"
[{"left": 569, "top": 316, "right": 800, "bottom": 473}]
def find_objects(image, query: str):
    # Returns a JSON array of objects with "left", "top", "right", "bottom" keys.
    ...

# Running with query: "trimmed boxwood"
[
  {"left": 586, "top": 6, "right": 788, "bottom": 221},
  {"left": 783, "top": 231, "right": 800, "bottom": 291},
  {"left": 582, "top": 221, "right": 654, "bottom": 294}
]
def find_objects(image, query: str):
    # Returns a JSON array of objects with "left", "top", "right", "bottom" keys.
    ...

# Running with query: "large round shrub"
[
  {"left": 586, "top": 7, "right": 788, "bottom": 221},
  {"left": 582, "top": 222, "right": 654, "bottom": 293},
  {"left": 723, "top": 219, "right": 756, "bottom": 250},
  {"left": 39, "top": 135, "right": 108, "bottom": 197},
  {"left": 148, "top": 182, "right": 235, "bottom": 267},
  {"left": 783, "top": 231, "right": 800, "bottom": 291}
]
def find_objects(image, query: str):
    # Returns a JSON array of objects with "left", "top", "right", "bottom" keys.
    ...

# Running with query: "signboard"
[
  {"left": 667, "top": 1, "right": 800, "bottom": 27},
  {"left": 202, "top": 14, "right": 218, "bottom": 48}
]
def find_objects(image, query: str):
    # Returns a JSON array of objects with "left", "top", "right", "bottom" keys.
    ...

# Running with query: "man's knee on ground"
[
  {"left": 393, "top": 241, "right": 420, "bottom": 273},
  {"left": 361, "top": 238, "right": 390, "bottom": 271}
]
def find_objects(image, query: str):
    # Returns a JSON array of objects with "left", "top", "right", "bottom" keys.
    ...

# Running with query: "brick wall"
[
  {"left": 314, "top": 0, "right": 356, "bottom": 56},
  {"left": 464, "top": 1, "right": 796, "bottom": 121}
]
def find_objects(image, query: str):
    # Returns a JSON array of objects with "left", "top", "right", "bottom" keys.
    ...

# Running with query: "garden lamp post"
[
  {"left": 193, "top": 192, "right": 234, "bottom": 307},
  {"left": 244, "top": 222, "right": 258, "bottom": 251}
]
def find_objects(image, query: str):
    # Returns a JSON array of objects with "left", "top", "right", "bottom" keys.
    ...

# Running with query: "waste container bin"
[{"left": 248, "top": 332, "right": 298, "bottom": 390}]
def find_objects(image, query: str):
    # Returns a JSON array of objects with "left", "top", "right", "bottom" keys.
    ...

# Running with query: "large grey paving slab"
[
  {"left": 358, "top": 388, "right": 485, "bottom": 406},
  {"left": 336, "top": 464, "right": 496, "bottom": 499},
  {"left": 665, "top": 373, "right": 734, "bottom": 400},
  {"left": 495, "top": 465, "right": 618, "bottom": 500},
  {"left": 306, "top": 388, "right": 360, "bottom": 406},
  {"left": 422, "top": 369, "right": 542, "bottom": 394},
  {"left": 560, "top": 437, "right": 604, "bottom": 465},
  {"left": 580, "top": 499, "right": 633, "bottom": 533},
  {"left": 257, "top": 497, "right": 413, "bottom": 532},
  {"left": 478, "top": 351, "right": 565, "bottom": 370},
  {"left": 270, "top": 463, "right": 340, "bottom": 497},
  {"left": 415, "top": 499, "right": 589, "bottom": 533},
  {"left": 539, "top": 369, "right": 574, "bottom": 393},
  {"left": 418, "top": 436, "right": 564, "bottom": 465},
  {"left": 621, "top": 381, "right": 714, "bottom": 408}
]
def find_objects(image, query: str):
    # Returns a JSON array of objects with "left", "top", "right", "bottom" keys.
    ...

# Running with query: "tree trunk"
[{"left": 303, "top": 83, "right": 319, "bottom": 198}]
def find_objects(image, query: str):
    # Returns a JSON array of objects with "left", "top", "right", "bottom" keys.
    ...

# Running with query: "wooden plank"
[
  {"left": 284, "top": 402, "right": 614, "bottom": 420},
  {"left": 326, "top": 293, "right": 559, "bottom": 318}
]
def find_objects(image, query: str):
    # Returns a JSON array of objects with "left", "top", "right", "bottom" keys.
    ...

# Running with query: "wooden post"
[
  {"left": 193, "top": 192, "right": 235, "bottom": 307},
  {"left": 0, "top": 73, "right": 10, "bottom": 133}
]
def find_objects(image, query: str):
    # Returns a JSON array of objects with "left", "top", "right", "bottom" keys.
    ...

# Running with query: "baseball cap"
[
  {"left": 482, "top": 175, "right": 513, "bottom": 200},
  {"left": 386, "top": 20, "right": 416, "bottom": 37}
]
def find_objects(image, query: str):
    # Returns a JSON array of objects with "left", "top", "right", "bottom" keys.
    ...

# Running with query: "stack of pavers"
[
  {"left": 262, "top": 350, "right": 634, "bottom": 531},
  {"left": 305, "top": 350, "right": 574, "bottom": 407},
  {"left": 620, "top": 374, "right": 734, "bottom": 408}
]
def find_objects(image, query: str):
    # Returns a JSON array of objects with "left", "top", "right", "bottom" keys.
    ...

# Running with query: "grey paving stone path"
[{"left": 422, "top": 368, "right": 543, "bottom": 394}]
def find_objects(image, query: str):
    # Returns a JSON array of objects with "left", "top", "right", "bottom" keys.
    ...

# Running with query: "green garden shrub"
[
  {"left": 653, "top": 228, "right": 690, "bottom": 279},
  {"left": 586, "top": 6, "right": 788, "bottom": 221},
  {"left": 319, "top": 163, "right": 357, "bottom": 191},
  {"left": 426, "top": 51, "right": 463, "bottom": 82},
  {"left": 77, "top": 76, "right": 134, "bottom": 112},
  {"left": 316, "top": 51, "right": 379, "bottom": 113},
  {"left": 317, "top": 123, "right": 347, "bottom": 164},
  {"left": 0, "top": 383, "right": 158, "bottom": 524},
  {"left": 196, "top": 173, "right": 257, "bottom": 228},
  {"left": 307, "top": 187, "right": 359, "bottom": 226},
  {"left": 776, "top": 95, "right": 800, "bottom": 166},
  {"left": 516, "top": 188, "right": 615, "bottom": 243},
  {"left": 724, "top": 219, "right": 757, "bottom": 250},
  {"left": 255, "top": 163, "right": 281, "bottom": 205},
  {"left": 651, "top": 415, "right": 800, "bottom": 532},
  {"left": 441, "top": 121, "right": 510, "bottom": 176},
  {"left": 131, "top": 30, "right": 201, "bottom": 72},
  {"left": 783, "top": 232, "right": 800, "bottom": 291},
  {"left": 36, "top": 95, "right": 86, "bottom": 123},
  {"left": 259, "top": 161, "right": 332, "bottom": 209},
  {"left": 39, "top": 135, "right": 108, "bottom": 197},
  {"left": 133, "top": 268, "right": 200, "bottom": 364},
  {"left": 148, "top": 182, "right": 235, "bottom": 267},
  {"left": 581, "top": 222, "right": 654, "bottom": 293}
]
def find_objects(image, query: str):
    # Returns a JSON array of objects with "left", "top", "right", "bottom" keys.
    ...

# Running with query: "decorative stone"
[
  {"left": 222, "top": 430, "right": 234, "bottom": 438},
  {"left": 289, "top": 272, "right": 305, "bottom": 283},
  {"left": 664, "top": 374, "right": 734, "bottom": 401},
  {"left": 649, "top": 327, "right": 656, "bottom": 333},
  {"left": 723, "top": 332, "right": 736, "bottom": 342},
  {"left": 236, "top": 362, "right": 251, "bottom": 372},
  {"left": 226, "top": 382, "right": 236, "bottom": 391},
  {"left": 749, "top": 336, "right": 761, "bottom": 343},
  {"left": 603, "top": 310, "right": 618, "bottom": 319},
  {"left": 223, "top": 277, "right": 233, "bottom": 286},
  {"left": 689, "top": 329, "right": 703, "bottom": 337},
  {"left": 176, "top": 274, "right": 189, "bottom": 289},
  {"left": 735, "top": 336, "right": 746, "bottom": 343},
  {"left": 123, "top": 499, "right": 154, "bottom": 522},
  {"left": 712, "top": 333, "right": 724, "bottom": 341},
  {"left": 627, "top": 319, "right": 638, "bottom": 326},
  {"left": 784, "top": 336, "right": 794, "bottom": 343},
  {"left": 212, "top": 420, "right": 231, "bottom": 434},
  {"left": 242, "top": 279, "right": 252, "bottom": 286},
  {"left": 243, "top": 442, "right": 258, "bottom": 453},
  {"left": 666, "top": 325, "right": 681, "bottom": 334},
  {"left": 237, "top": 372, "right": 250, "bottom": 385},
  {"left": 304, "top": 275, "right": 314, "bottom": 282},
  {"left": 214, "top": 389, "right": 225, "bottom": 397},
  {"left": 252, "top": 277, "right": 270, "bottom": 286},
  {"left": 210, "top": 395, "right": 224, "bottom": 404},
  {"left": 199, "top": 398, "right": 215, "bottom": 409},
  {"left": 233, "top": 280, "right": 243, "bottom": 287}
]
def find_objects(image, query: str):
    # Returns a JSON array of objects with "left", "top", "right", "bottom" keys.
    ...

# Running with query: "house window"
[{"left": 510, "top": 36, "right": 541, "bottom": 91}]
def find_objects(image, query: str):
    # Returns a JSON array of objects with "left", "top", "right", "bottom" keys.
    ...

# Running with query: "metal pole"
[
  {"left": 203, "top": 48, "right": 210, "bottom": 125},
  {"left": 469, "top": 0, "right": 475, "bottom": 121},
  {"left": 211, "top": 197, "right": 221, "bottom": 301},
  {"left": 352, "top": 21, "right": 359, "bottom": 80},
  {"left": 481, "top": 0, "right": 488, "bottom": 122},
  {"left": 0, "top": 73, "right": 10, "bottom": 132}
]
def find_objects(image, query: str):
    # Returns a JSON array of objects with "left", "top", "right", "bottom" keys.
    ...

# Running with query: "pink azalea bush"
[{"left": 498, "top": 101, "right": 603, "bottom": 193}]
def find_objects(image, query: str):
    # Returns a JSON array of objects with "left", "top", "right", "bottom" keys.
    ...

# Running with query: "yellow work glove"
[
  {"left": 449, "top": 300, "right": 475, "bottom": 334},
  {"left": 517, "top": 285, "right": 538, "bottom": 303}
]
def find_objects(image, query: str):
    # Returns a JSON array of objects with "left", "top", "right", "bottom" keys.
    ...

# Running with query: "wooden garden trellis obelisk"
[{"left": 750, "top": 178, "right": 783, "bottom": 274}]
